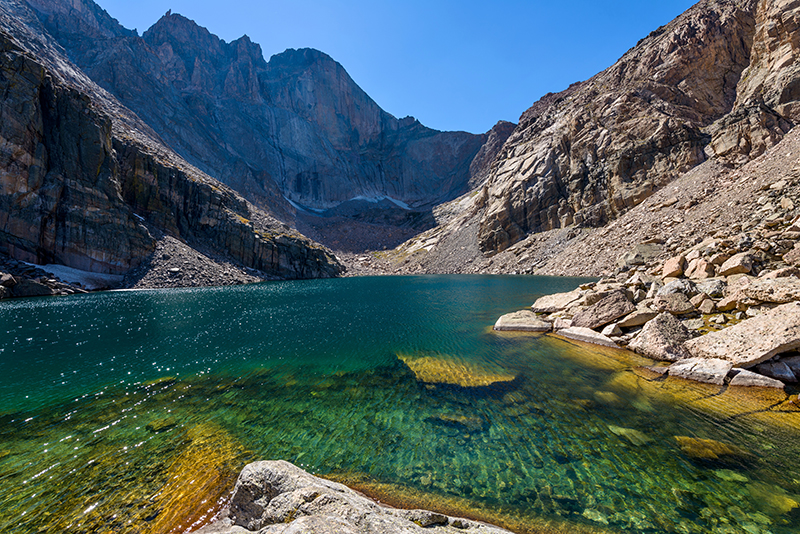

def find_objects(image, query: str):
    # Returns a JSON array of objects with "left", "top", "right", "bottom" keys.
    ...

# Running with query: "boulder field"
[{"left": 494, "top": 221, "right": 800, "bottom": 389}]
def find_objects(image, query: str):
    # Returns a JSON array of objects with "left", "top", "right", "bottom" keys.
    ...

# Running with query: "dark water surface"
[{"left": 1, "top": 275, "right": 799, "bottom": 533}]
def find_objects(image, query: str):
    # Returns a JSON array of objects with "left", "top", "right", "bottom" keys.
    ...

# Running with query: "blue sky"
[{"left": 95, "top": 0, "right": 697, "bottom": 134}]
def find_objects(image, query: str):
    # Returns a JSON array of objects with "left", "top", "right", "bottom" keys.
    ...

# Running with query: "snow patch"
[
  {"left": 284, "top": 197, "right": 326, "bottom": 213},
  {"left": 349, "top": 195, "right": 411, "bottom": 210},
  {"left": 25, "top": 263, "right": 124, "bottom": 290}
]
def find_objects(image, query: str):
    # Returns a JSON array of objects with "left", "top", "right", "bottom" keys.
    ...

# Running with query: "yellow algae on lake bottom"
[{"left": 397, "top": 351, "right": 517, "bottom": 388}]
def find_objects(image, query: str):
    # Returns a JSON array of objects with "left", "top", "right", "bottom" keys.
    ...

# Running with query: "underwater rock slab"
[
  {"left": 196, "top": 460, "right": 514, "bottom": 534},
  {"left": 674, "top": 436, "right": 747, "bottom": 460},
  {"left": 397, "top": 353, "right": 517, "bottom": 388},
  {"left": 493, "top": 310, "right": 551, "bottom": 332}
]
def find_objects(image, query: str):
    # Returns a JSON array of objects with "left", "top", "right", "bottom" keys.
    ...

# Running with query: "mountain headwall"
[{"left": 26, "top": 0, "right": 492, "bottom": 219}]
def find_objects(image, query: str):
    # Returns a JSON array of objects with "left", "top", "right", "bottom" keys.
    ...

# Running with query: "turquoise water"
[{"left": 1, "top": 275, "right": 799, "bottom": 533}]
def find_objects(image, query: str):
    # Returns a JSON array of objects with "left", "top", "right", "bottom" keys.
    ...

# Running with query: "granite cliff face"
[
  {"left": 476, "top": 0, "right": 758, "bottom": 254},
  {"left": 25, "top": 0, "right": 491, "bottom": 229},
  {"left": 708, "top": 0, "right": 800, "bottom": 161},
  {"left": 0, "top": 0, "right": 342, "bottom": 280}
]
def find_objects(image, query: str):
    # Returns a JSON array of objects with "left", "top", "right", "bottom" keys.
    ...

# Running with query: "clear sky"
[{"left": 94, "top": 0, "right": 697, "bottom": 134}]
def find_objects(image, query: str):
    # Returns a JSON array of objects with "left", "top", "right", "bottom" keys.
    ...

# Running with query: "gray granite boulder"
[
  {"left": 668, "top": 358, "right": 733, "bottom": 386},
  {"left": 555, "top": 327, "right": 618, "bottom": 348},
  {"left": 684, "top": 302, "right": 800, "bottom": 368},
  {"left": 695, "top": 279, "right": 727, "bottom": 299},
  {"left": 493, "top": 310, "right": 551, "bottom": 332},
  {"left": 656, "top": 279, "right": 698, "bottom": 297},
  {"left": 728, "top": 369, "right": 785, "bottom": 389},
  {"left": 531, "top": 288, "right": 583, "bottom": 313},
  {"left": 570, "top": 290, "right": 635, "bottom": 330},
  {"left": 755, "top": 361, "right": 797, "bottom": 383},
  {"left": 197, "top": 461, "right": 512, "bottom": 534},
  {"left": 628, "top": 312, "right": 692, "bottom": 361},
  {"left": 652, "top": 293, "right": 697, "bottom": 315}
]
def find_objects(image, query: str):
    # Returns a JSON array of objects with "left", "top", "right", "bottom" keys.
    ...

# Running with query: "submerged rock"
[
  {"left": 197, "top": 460, "right": 513, "bottom": 534},
  {"left": 397, "top": 353, "right": 516, "bottom": 388},
  {"left": 554, "top": 327, "right": 618, "bottom": 348},
  {"left": 493, "top": 310, "right": 551, "bottom": 332},
  {"left": 608, "top": 425, "right": 652, "bottom": 446},
  {"left": 674, "top": 436, "right": 747, "bottom": 460}
]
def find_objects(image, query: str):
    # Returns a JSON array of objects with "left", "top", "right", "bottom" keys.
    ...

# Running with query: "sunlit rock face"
[
  {"left": 476, "top": 0, "right": 758, "bottom": 254},
  {"left": 707, "top": 0, "right": 800, "bottom": 162},
  {"left": 26, "top": 0, "right": 493, "bottom": 219}
]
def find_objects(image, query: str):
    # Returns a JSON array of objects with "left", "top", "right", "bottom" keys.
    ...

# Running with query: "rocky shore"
[
  {"left": 196, "top": 461, "right": 512, "bottom": 534},
  {"left": 493, "top": 217, "right": 800, "bottom": 389}
]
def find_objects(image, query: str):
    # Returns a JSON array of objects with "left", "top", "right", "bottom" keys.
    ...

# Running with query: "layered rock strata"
[{"left": 476, "top": 0, "right": 758, "bottom": 253}]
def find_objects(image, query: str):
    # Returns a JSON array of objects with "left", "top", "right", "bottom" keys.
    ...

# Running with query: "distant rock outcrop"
[{"left": 707, "top": 0, "right": 800, "bottom": 162}]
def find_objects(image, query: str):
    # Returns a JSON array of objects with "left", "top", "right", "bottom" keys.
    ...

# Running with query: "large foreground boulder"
[
  {"left": 684, "top": 302, "right": 800, "bottom": 367},
  {"left": 196, "top": 460, "right": 512, "bottom": 534}
]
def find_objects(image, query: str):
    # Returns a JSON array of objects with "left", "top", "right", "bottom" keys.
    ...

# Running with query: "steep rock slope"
[
  {"left": 476, "top": 0, "right": 758, "bottom": 254},
  {"left": 392, "top": 0, "right": 800, "bottom": 282},
  {"left": 25, "top": 0, "right": 491, "bottom": 226},
  {"left": 0, "top": 0, "right": 342, "bottom": 280}
]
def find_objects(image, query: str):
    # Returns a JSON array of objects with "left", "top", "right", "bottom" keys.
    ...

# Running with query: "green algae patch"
[{"left": 397, "top": 351, "right": 517, "bottom": 388}]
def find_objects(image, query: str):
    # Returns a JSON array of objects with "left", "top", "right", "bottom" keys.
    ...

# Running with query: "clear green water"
[{"left": 1, "top": 275, "right": 799, "bottom": 533}]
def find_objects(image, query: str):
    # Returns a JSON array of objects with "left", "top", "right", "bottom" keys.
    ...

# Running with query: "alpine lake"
[{"left": 1, "top": 275, "right": 799, "bottom": 534}]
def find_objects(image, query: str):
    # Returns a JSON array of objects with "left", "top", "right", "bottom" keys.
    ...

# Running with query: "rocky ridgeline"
[{"left": 494, "top": 213, "right": 800, "bottom": 389}]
